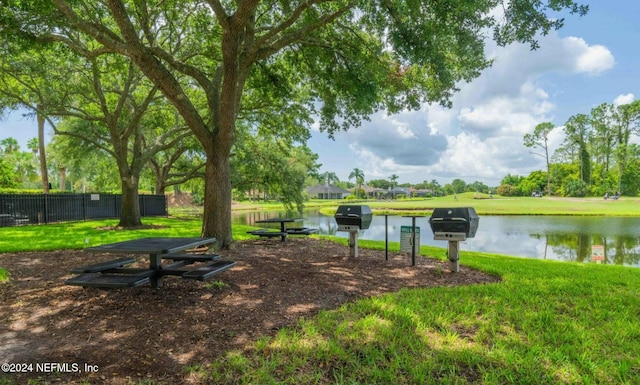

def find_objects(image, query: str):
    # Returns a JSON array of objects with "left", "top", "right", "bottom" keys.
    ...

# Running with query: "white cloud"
[
  {"left": 425, "top": 133, "right": 533, "bottom": 182},
  {"left": 395, "top": 126, "right": 415, "bottom": 139},
  {"left": 613, "top": 93, "right": 635, "bottom": 106},
  {"left": 546, "top": 125, "right": 565, "bottom": 156},
  {"left": 348, "top": 109, "right": 448, "bottom": 167},
  {"left": 351, "top": 144, "right": 424, "bottom": 180},
  {"left": 564, "top": 37, "right": 615, "bottom": 76},
  {"left": 457, "top": 82, "right": 554, "bottom": 138}
]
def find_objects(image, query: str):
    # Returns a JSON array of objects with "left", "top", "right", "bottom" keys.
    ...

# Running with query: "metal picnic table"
[
  {"left": 248, "top": 218, "right": 317, "bottom": 241},
  {"left": 65, "top": 237, "right": 236, "bottom": 288}
]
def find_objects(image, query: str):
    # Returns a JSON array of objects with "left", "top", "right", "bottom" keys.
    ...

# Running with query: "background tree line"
[{"left": 501, "top": 100, "right": 640, "bottom": 197}]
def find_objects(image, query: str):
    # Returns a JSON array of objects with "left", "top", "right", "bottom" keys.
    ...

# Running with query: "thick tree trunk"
[
  {"left": 153, "top": 165, "right": 166, "bottom": 196},
  {"left": 201, "top": 150, "right": 233, "bottom": 249},
  {"left": 59, "top": 167, "right": 66, "bottom": 190},
  {"left": 118, "top": 175, "right": 143, "bottom": 228},
  {"left": 37, "top": 111, "right": 49, "bottom": 193},
  {"left": 155, "top": 182, "right": 165, "bottom": 196},
  {"left": 198, "top": 18, "right": 243, "bottom": 249}
]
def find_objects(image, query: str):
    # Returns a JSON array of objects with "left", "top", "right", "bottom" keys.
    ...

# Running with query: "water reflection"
[{"left": 233, "top": 210, "right": 640, "bottom": 267}]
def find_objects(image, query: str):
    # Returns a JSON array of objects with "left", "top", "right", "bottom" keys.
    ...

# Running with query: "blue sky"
[
  {"left": 307, "top": 1, "right": 640, "bottom": 186},
  {"left": 1, "top": 2, "right": 638, "bottom": 186}
]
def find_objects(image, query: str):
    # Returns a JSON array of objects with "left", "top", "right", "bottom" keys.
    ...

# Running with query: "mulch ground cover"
[{"left": 0, "top": 237, "right": 499, "bottom": 384}]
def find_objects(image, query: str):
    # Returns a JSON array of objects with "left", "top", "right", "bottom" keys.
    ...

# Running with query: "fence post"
[
  {"left": 82, "top": 193, "right": 87, "bottom": 221},
  {"left": 44, "top": 193, "right": 49, "bottom": 224},
  {"left": 164, "top": 195, "right": 168, "bottom": 217}
]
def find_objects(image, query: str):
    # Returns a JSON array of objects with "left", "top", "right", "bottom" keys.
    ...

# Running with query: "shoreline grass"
[{"left": 1, "top": 198, "right": 640, "bottom": 384}]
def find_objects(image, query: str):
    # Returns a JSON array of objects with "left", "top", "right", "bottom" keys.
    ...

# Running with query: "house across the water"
[{"left": 306, "top": 184, "right": 351, "bottom": 199}]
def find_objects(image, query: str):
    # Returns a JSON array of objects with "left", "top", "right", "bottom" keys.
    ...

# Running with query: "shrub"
[
  {"left": 562, "top": 179, "right": 589, "bottom": 197},
  {"left": 496, "top": 184, "right": 518, "bottom": 196}
]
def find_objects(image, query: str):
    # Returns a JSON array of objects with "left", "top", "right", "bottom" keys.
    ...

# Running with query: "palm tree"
[
  {"left": 348, "top": 168, "right": 365, "bottom": 198},
  {"left": 389, "top": 174, "right": 399, "bottom": 188},
  {"left": 13, "top": 151, "right": 37, "bottom": 187},
  {"left": 27, "top": 137, "right": 39, "bottom": 154},
  {"left": 388, "top": 174, "right": 399, "bottom": 198},
  {"left": 428, "top": 179, "right": 441, "bottom": 196},
  {"left": 0, "top": 137, "right": 19, "bottom": 154},
  {"left": 320, "top": 171, "right": 339, "bottom": 185}
]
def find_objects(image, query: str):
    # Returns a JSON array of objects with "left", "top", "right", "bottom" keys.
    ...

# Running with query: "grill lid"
[
  {"left": 429, "top": 207, "right": 479, "bottom": 238},
  {"left": 334, "top": 205, "right": 373, "bottom": 230}
]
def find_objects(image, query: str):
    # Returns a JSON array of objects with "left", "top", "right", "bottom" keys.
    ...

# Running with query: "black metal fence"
[{"left": 0, "top": 193, "right": 167, "bottom": 227}]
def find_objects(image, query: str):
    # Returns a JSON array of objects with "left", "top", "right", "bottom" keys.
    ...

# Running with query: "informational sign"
[
  {"left": 90, "top": 194, "right": 100, "bottom": 201},
  {"left": 592, "top": 244, "right": 605, "bottom": 262},
  {"left": 400, "top": 225, "right": 420, "bottom": 254}
]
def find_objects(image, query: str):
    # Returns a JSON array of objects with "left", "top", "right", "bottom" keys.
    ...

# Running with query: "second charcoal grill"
[{"left": 334, "top": 205, "right": 372, "bottom": 257}]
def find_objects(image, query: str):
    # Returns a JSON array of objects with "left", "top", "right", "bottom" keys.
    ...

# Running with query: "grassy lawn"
[
  {"left": 1, "top": 197, "right": 640, "bottom": 383},
  {"left": 306, "top": 192, "right": 640, "bottom": 217},
  {"left": 0, "top": 217, "right": 258, "bottom": 253},
  {"left": 170, "top": 193, "right": 640, "bottom": 218},
  {"left": 202, "top": 239, "right": 640, "bottom": 384}
]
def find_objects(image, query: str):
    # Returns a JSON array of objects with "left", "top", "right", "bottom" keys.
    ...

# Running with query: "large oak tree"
[{"left": 0, "top": 0, "right": 588, "bottom": 248}]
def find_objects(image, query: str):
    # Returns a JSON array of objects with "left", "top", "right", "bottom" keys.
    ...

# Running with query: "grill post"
[
  {"left": 348, "top": 230, "right": 359, "bottom": 258},
  {"left": 448, "top": 240, "right": 460, "bottom": 272}
]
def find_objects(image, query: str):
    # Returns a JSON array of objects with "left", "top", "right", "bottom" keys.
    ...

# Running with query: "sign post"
[
  {"left": 400, "top": 226, "right": 421, "bottom": 254},
  {"left": 401, "top": 218, "right": 422, "bottom": 266}
]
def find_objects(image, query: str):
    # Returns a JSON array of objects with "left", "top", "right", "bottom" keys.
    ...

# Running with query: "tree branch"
[{"left": 252, "top": 1, "right": 355, "bottom": 61}]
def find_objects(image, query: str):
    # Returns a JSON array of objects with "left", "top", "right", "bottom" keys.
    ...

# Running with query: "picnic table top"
[
  {"left": 84, "top": 237, "right": 216, "bottom": 255},
  {"left": 255, "top": 217, "right": 304, "bottom": 224}
]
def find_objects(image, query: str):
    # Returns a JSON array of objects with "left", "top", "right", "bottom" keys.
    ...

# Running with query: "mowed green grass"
[
  {"left": 0, "top": 217, "right": 258, "bottom": 253},
  {"left": 308, "top": 192, "right": 640, "bottom": 216},
  {"left": 198, "top": 239, "right": 640, "bottom": 384},
  {"left": 1, "top": 197, "right": 640, "bottom": 384}
]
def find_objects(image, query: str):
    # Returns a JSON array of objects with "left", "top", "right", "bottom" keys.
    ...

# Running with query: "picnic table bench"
[
  {"left": 181, "top": 260, "right": 237, "bottom": 280},
  {"left": 246, "top": 229, "right": 288, "bottom": 239},
  {"left": 162, "top": 253, "right": 221, "bottom": 264},
  {"left": 285, "top": 227, "right": 319, "bottom": 235},
  {"left": 70, "top": 257, "right": 137, "bottom": 273},
  {"left": 65, "top": 271, "right": 153, "bottom": 288}
]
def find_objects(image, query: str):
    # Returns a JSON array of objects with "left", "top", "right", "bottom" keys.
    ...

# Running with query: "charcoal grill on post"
[
  {"left": 334, "top": 205, "right": 373, "bottom": 258},
  {"left": 428, "top": 207, "right": 479, "bottom": 272}
]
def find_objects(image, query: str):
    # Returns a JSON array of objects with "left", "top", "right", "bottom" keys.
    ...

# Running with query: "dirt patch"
[
  {"left": 166, "top": 192, "right": 195, "bottom": 207},
  {"left": 0, "top": 238, "right": 499, "bottom": 384}
]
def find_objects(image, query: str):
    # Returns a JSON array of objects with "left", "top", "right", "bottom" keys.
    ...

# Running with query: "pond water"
[{"left": 233, "top": 210, "right": 640, "bottom": 267}]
